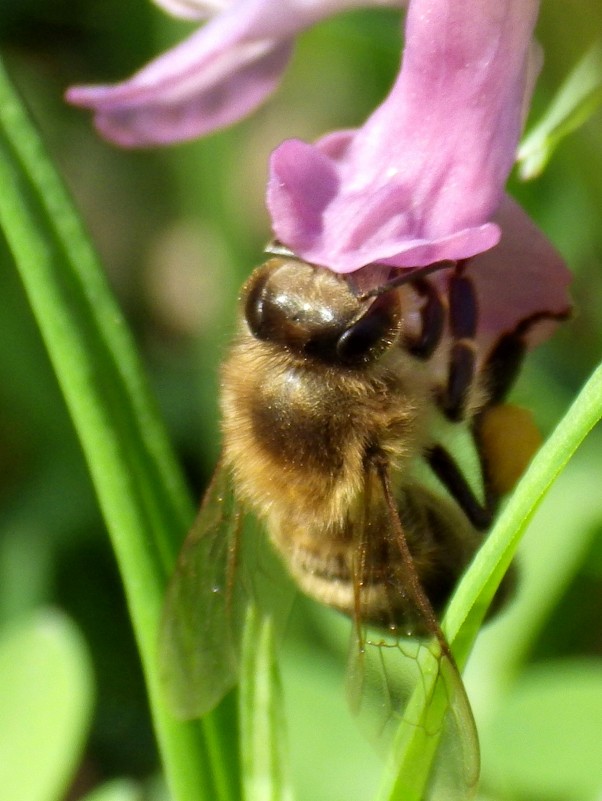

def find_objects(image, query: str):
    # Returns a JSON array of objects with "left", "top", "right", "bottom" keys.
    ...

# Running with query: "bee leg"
[
  {"left": 430, "top": 305, "right": 569, "bottom": 527},
  {"left": 427, "top": 441, "right": 518, "bottom": 618},
  {"left": 405, "top": 278, "right": 446, "bottom": 359},
  {"left": 440, "top": 269, "right": 479, "bottom": 422},
  {"left": 431, "top": 306, "right": 566, "bottom": 525},
  {"left": 480, "top": 308, "right": 570, "bottom": 406},
  {"left": 442, "top": 273, "right": 571, "bottom": 419},
  {"left": 426, "top": 443, "right": 495, "bottom": 531}
]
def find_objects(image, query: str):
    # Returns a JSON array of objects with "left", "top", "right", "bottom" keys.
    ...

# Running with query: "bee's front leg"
[
  {"left": 440, "top": 266, "right": 479, "bottom": 422},
  {"left": 426, "top": 443, "right": 496, "bottom": 531},
  {"left": 405, "top": 277, "right": 446, "bottom": 359},
  {"left": 430, "top": 303, "right": 569, "bottom": 526}
]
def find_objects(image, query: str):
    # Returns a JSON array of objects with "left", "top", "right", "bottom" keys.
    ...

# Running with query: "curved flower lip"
[
  {"left": 268, "top": 138, "right": 502, "bottom": 273},
  {"left": 65, "top": 12, "right": 294, "bottom": 146},
  {"left": 345, "top": 197, "right": 573, "bottom": 353},
  {"left": 65, "top": 0, "right": 401, "bottom": 148},
  {"left": 151, "top": 0, "right": 232, "bottom": 20},
  {"left": 268, "top": 0, "right": 541, "bottom": 274}
]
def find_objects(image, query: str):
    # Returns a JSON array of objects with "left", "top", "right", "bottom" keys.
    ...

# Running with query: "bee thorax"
[{"left": 220, "top": 335, "right": 431, "bottom": 532}]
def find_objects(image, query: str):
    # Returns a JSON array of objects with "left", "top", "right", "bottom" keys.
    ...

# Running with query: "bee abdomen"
[
  {"left": 281, "top": 537, "right": 425, "bottom": 633},
  {"left": 271, "top": 484, "right": 484, "bottom": 634}
]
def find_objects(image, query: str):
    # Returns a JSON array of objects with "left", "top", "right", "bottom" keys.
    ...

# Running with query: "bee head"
[{"left": 243, "top": 258, "right": 402, "bottom": 366}]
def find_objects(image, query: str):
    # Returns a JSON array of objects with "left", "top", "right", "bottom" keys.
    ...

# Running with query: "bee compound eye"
[
  {"left": 336, "top": 293, "right": 401, "bottom": 364},
  {"left": 243, "top": 259, "right": 321, "bottom": 346},
  {"left": 244, "top": 264, "right": 273, "bottom": 340},
  {"left": 244, "top": 259, "right": 358, "bottom": 356}
]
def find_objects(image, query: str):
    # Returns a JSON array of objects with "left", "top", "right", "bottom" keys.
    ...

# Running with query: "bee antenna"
[
  {"left": 354, "top": 260, "right": 458, "bottom": 300},
  {"left": 262, "top": 243, "right": 457, "bottom": 302}
]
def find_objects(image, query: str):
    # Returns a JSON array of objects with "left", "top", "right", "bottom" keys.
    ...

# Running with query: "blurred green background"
[{"left": 0, "top": 1, "right": 601, "bottom": 800}]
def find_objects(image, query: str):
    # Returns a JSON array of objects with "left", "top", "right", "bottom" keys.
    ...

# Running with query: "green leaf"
[
  {"left": 0, "top": 610, "right": 93, "bottom": 801},
  {"left": 468, "top": 444, "right": 602, "bottom": 698},
  {"left": 483, "top": 659, "right": 602, "bottom": 801},
  {"left": 518, "top": 39, "right": 602, "bottom": 179},
  {"left": 0, "top": 55, "right": 235, "bottom": 801},
  {"left": 240, "top": 608, "right": 294, "bottom": 801}
]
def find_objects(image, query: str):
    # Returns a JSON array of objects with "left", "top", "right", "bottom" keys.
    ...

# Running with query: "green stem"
[
  {"left": 0, "top": 55, "right": 236, "bottom": 801},
  {"left": 379, "top": 362, "right": 602, "bottom": 801}
]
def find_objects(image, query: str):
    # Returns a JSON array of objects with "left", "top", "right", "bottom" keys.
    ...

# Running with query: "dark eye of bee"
[
  {"left": 244, "top": 257, "right": 401, "bottom": 366},
  {"left": 335, "top": 293, "right": 401, "bottom": 364}
]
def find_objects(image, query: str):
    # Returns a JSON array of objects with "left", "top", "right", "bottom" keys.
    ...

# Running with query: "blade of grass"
[
  {"left": 377, "top": 361, "right": 602, "bottom": 800},
  {"left": 0, "top": 55, "right": 236, "bottom": 801},
  {"left": 517, "top": 39, "right": 602, "bottom": 179},
  {"left": 375, "top": 645, "right": 453, "bottom": 801},
  {"left": 81, "top": 779, "right": 143, "bottom": 801},
  {"left": 239, "top": 608, "right": 294, "bottom": 801}
]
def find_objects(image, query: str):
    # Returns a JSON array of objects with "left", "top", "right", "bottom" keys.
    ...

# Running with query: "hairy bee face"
[{"left": 243, "top": 257, "right": 404, "bottom": 366}]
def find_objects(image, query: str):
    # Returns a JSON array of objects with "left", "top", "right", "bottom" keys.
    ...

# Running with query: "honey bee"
[{"left": 160, "top": 252, "right": 567, "bottom": 795}]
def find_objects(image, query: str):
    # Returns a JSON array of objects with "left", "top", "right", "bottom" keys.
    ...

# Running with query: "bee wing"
[
  {"left": 159, "top": 463, "right": 248, "bottom": 719},
  {"left": 346, "top": 462, "right": 480, "bottom": 800},
  {"left": 348, "top": 634, "right": 479, "bottom": 800},
  {"left": 160, "top": 461, "right": 296, "bottom": 720}
]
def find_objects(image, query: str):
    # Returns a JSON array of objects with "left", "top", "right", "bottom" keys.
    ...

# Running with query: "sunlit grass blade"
[
  {"left": 377, "top": 361, "right": 602, "bottom": 800},
  {"left": 81, "top": 779, "right": 143, "bottom": 801},
  {"left": 0, "top": 55, "right": 236, "bottom": 801},
  {"left": 239, "top": 608, "right": 294, "bottom": 801},
  {"left": 518, "top": 38, "right": 602, "bottom": 179}
]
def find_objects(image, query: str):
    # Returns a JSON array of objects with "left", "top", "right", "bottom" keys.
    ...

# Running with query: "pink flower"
[
  {"left": 267, "top": 0, "right": 571, "bottom": 330},
  {"left": 67, "top": 0, "right": 571, "bottom": 336},
  {"left": 65, "top": 0, "right": 401, "bottom": 147}
]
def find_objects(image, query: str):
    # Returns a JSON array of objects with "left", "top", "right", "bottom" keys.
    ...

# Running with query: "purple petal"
[
  {"left": 269, "top": 0, "right": 540, "bottom": 272},
  {"left": 151, "top": 0, "right": 228, "bottom": 21},
  {"left": 66, "top": 16, "right": 294, "bottom": 146},
  {"left": 66, "top": 0, "right": 403, "bottom": 147},
  {"left": 268, "top": 138, "right": 502, "bottom": 272}
]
